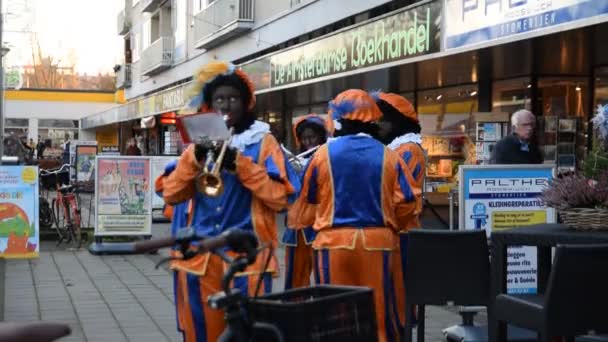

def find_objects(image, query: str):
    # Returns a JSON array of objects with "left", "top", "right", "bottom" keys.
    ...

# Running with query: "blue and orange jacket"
[
  {"left": 287, "top": 134, "right": 421, "bottom": 250},
  {"left": 163, "top": 133, "right": 298, "bottom": 276},
  {"left": 393, "top": 142, "right": 425, "bottom": 230}
]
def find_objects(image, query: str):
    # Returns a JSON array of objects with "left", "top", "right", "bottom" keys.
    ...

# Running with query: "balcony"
[
  {"left": 141, "top": 0, "right": 162, "bottom": 13},
  {"left": 194, "top": 0, "right": 255, "bottom": 49},
  {"left": 140, "top": 37, "right": 174, "bottom": 76},
  {"left": 116, "top": 64, "right": 132, "bottom": 89},
  {"left": 117, "top": 9, "right": 131, "bottom": 35}
]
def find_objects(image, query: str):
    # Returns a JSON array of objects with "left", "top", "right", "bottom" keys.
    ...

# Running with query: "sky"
[{"left": 3, "top": 0, "right": 123, "bottom": 75}]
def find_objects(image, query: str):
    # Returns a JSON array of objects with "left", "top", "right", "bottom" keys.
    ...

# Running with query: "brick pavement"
[{"left": 2, "top": 223, "right": 472, "bottom": 342}]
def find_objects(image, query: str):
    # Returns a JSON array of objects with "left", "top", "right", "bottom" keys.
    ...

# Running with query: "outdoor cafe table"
[{"left": 489, "top": 224, "right": 608, "bottom": 342}]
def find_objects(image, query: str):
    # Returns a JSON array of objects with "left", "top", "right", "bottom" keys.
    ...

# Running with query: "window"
[
  {"left": 142, "top": 13, "right": 161, "bottom": 50},
  {"left": 492, "top": 78, "right": 532, "bottom": 114},
  {"left": 193, "top": 0, "right": 215, "bottom": 13},
  {"left": 38, "top": 119, "right": 78, "bottom": 128},
  {"left": 5, "top": 118, "right": 28, "bottom": 128}
]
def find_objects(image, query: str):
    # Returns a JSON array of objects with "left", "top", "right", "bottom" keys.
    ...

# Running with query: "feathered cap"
[
  {"left": 326, "top": 89, "right": 382, "bottom": 133},
  {"left": 292, "top": 114, "right": 328, "bottom": 147},
  {"left": 371, "top": 91, "right": 418, "bottom": 123},
  {"left": 180, "top": 61, "right": 256, "bottom": 115}
]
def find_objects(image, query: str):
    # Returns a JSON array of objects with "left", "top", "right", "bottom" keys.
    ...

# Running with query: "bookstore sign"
[{"left": 242, "top": 0, "right": 441, "bottom": 91}]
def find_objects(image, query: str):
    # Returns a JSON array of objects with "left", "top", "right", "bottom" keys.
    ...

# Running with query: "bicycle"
[
  {"left": 40, "top": 164, "right": 83, "bottom": 248},
  {"left": 133, "top": 229, "right": 285, "bottom": 342}
]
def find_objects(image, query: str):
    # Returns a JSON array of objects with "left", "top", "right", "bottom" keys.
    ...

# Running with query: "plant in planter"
[{"left": 541, "top": 104, "right": 608, "bottom": 230}]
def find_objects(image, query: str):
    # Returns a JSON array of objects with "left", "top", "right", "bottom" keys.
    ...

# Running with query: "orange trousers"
[
  {"left": 284, "top": 232, "right": 314, "bottom": 289},
  {"left": 174, "top": 254, "right": 273, "bottom": 342},
  {"left": 314, "top": 246, "right": 401, "bottom": 342}
]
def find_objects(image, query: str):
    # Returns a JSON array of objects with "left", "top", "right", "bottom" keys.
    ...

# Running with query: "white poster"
[
  {"left": 150, "top": 157, "right": 177, "bottom": 210},
  {"left": 459, "top": 165, "right": 556, "bottom": 294},
  {"left": 444, "top": 0, "right": 608, "bottom": 49}
]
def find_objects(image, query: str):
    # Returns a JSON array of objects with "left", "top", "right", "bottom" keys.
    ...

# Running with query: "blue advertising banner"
[{"left": 444, "top": 0, "right": 608, "bottom": 49}]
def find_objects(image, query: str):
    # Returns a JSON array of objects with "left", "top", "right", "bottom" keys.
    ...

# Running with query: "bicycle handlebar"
[
  {"left": 39, "top": 164, "right": 71, "bottom": 175},
  {"left": 133, "top": 229, "right": 259, "bottom": 257},
  {"left": 0, "top": 322, "right": 71, "bottom": 342}
]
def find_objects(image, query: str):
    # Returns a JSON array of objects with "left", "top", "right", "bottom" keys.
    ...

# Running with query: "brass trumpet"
[
  {"left": 283, "top": 145, "right": 320, "bottom": 172},
  {"left": 196, "top": 127, "right": 234, "bottom": 197}
]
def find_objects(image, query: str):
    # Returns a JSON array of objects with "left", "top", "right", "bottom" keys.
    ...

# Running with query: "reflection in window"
[
  {"left": 537, "top": 77, "right": 588, "bottom": 172},
  {"left": 492, "top": 78, "right": 532, "bottom": 114},
  {"left": 417, "top": 85, "right": 478, "bottom": 183}
]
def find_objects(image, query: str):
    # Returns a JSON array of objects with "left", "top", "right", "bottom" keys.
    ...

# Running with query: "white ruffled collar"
[
  {"left": 230, "top": 120, "right": 270, "bottom": 152},
  {"left": 387, "top": 133, "right": 422, "bottom": 150}
]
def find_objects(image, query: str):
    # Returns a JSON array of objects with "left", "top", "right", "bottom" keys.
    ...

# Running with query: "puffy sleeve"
[
  {"left": 163, "top": 145, "right": 201, "bottom": 205},
  {"left": 392, "top": 156, "right": 422, "bottom": 231},
  {"left": 287, "top": 146, "right": 324, "bottom": 229},
  {"left": 235, "top": 134, "right": 297, "bottom": 212}
]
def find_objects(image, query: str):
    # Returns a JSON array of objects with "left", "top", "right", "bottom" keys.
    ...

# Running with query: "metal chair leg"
[
  {"left": 417, "top": 304, "right": 425, "bottom": 342},
  {"left": 404, "top": 304, "right": 414, "bottom": 342}
]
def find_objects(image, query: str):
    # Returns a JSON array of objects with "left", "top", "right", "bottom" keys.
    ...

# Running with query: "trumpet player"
[
  {"left": 282, "top": 114, "right": 328, "bottom": 290},
  {"left": 374, "top": 92, "right": 425, "bottom": 328},
  {"left": 162, "top": 61, "right": 298, "bottom": 342},
  {"left": 288, "top": 89, "right": 421, "bottom": 342}
]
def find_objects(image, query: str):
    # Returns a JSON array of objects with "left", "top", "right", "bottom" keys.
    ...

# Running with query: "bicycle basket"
[{"left": 248, "top": 285, "right": 377, "bottom": 342}]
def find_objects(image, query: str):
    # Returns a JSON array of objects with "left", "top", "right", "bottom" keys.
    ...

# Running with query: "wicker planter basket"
[{"left": 559, "top": 208, "right": 608, "bottom": 231}]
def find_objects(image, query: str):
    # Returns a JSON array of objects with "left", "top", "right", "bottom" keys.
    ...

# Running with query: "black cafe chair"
[
  {"left": 494, "top": 244, "right": 608, "bottom": 342},
  {"left": 404, "top": 229, "right": 490, "bottom": 342}
]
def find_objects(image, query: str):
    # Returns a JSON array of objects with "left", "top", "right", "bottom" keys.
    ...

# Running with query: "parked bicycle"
[
  {"left": 134, "top": 229, "right": 284, "bottom": 342},
  {"left": 40, "top": 164, "right": 83, "bottom": 248},
  {"left": 132, "top": 229, "right": 378, "bottom": 342}
]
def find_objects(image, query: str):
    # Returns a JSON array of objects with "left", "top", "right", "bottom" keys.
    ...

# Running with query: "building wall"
[{"left": 124, "top": 0, "right": 393, "bottom": 100}]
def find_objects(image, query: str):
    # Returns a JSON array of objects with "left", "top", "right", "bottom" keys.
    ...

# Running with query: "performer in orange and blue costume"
[
  {"left": 161, "top": 61, "right": 299, "bottom": 342},
  {"left": 154, "top": 159, "right": 192, "bottom": 339},
  {"left": 375, "top": 92, "right": 425, "bottom": 328},
  {"left": 288, "top": 89, "right": 421, "bottom": 342},
  {"left": 282, "top": 114, "right": 328, "bottom": 289}
]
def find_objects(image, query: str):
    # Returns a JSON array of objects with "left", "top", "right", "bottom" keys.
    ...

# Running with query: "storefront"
[{"left": 82, "top": 0, "right": 608, "bottom": 207}]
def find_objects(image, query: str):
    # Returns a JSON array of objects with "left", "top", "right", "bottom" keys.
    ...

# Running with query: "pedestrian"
[
  {"left": 374, "top": 91, "right": 425, "bottom": 328},
  {"left": 492, "top": 109, "right": 542, "bottom": 164},
  {"left": 62, "top": 135, "right": 71, "bottom": 165},
  {"left": 36, "top": 136, "right": 45, "bottom": 159},
  {"left": 282, "top": 114, "right": 328, "bottom": 290},
  {"left": 125, "top": 138, "right": 141, "bottom": 156},
  {"left": 162, "top": 60, "right": 299, "bottom": 342},
  {"left": 288, "top": 89, "right": 420, "bottom": 342}
]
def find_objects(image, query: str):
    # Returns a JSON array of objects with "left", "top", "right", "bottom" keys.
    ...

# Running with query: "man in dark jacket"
[{"left": 492, "top": 109, "right": 543, "bottom": 164}]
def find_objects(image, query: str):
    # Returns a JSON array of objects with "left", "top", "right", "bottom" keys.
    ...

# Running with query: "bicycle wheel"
[
  {"left": 39, "top": 198, "right": 54, "bottom": 228},
  {"left": 70, "top": 195, "right": 83, "bottom": 248},
  {"left": 53, "top": 198, "right": 68, "bottom": 244}
]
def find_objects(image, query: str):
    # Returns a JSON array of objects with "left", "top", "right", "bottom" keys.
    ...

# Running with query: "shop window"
[
  {"left": 492, "top": 78, "right": 532, "bottom": 114},
  {"left": 398, "top": 64, "right": 415, "bottom": 93},
  {"left": 537, "top": 77, "right": 589, "bottom": 172},
  {"left": 537, "top": 29, "right": 589, "bottom": 76},
  {"left": 492, "top": 40, "right": 532, "bottom": 79},
  {"left": 594, "top": 67, "right": 608, "bottom": 107},
  {"left": 417, "top": 85, "right": 478, "bottom": 188},
  {"left": 594, "top": 23, "right": 608, "bottom": 66},
  {"left": 417, "top": 51, "right": 478, "bottom": 90}
]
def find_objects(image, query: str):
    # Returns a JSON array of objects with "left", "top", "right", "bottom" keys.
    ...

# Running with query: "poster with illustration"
[
  {"left": 150, "top": 156, "right": 177, "bottom": 210},
  {"left": 76, "top": 145, "right": 97, "bottom": 192},
  {"left": 459, "top": 164, "right": 556, "bottom": 294},
  {"left": 95, "top": 157, "right": 152, "bottom": 236},
  {"left": 0, "top": 166, "right": 39, "bottom": 258}
]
